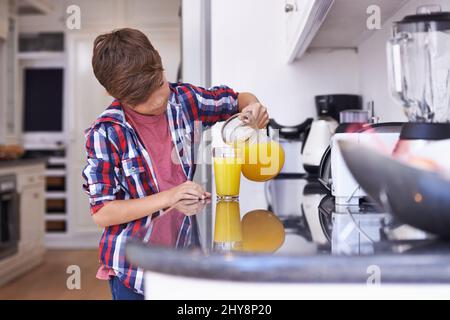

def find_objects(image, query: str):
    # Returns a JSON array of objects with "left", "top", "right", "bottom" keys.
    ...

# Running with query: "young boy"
[{"left": 82, "top": 28, "right": 269, "bottom": 300}]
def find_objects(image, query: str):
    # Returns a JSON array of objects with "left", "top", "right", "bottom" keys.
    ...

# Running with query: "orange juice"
[
  {"left": 242, "top": 141, "right": 285, "bottom": 182},
  {"left": 213, "top": 201, "right": 242, "bottom": 250},
  {"left": 214, "top": 157, "right": 242, "bottom": 198}
]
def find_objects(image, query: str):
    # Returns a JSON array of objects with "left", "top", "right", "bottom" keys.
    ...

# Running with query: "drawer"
[{"left": 18, "top": 170, "right": 45, "bottom": 189}]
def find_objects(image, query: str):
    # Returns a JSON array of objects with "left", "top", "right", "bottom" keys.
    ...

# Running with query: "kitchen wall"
[
  {"left": 210, "top": 0, "right": 360, "bottom": 125},
  {"left": 210, "top": 0, "right": 361, "bottom": 211},
  {"left": 358, "top": 0, "right": 450, "bottom": 122}
]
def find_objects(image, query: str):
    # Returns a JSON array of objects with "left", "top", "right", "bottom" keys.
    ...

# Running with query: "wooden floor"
[{"left": 0, "top": 250, "right": 111, "bottom": 300}]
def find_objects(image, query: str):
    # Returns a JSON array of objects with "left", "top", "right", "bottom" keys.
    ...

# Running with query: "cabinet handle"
[
  {"left": 34, "top": 193, "right": 40, "bottom": 199},
  {"left": 285, "top": 3, "right": 296, "bottom": 13}
]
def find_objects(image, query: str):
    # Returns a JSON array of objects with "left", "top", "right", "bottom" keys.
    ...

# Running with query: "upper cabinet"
[
  {"left": 0, "top": 0, "right": 8, "bottom": 39},
  {"left": 285, "top": 0, "right": 408, "bottom": 63},
  {"left": 16, "top": 0, "right": 53, "bottom": 15},
  {"left": 17, "top": 0, "right": 181, "bottom": 33},
  {"left": 284, "top": 0, "right": 334, "bottom": 63}
]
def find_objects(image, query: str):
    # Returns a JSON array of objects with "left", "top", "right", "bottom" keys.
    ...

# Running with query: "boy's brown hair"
[{"left": 92, "top": 28, "right": 164, "bottom": 107}]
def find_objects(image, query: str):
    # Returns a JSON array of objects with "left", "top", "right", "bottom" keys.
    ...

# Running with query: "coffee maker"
[
  {"left": 302, "top": 94, "right": 362, "bottom": 174},
  {"left": 387, "top": 5, "right": 450, "bottom": 156}
]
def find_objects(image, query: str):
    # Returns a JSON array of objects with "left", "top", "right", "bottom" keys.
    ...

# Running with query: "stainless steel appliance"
[
  {"left": 0, "top": 175, "right": 20, "bottom": 260},
  {"left": 387, "top": 5, "right": 450, "bottom": 157},
  {"left": 302, "top": 94, "right": 362, "bottom": 174}
]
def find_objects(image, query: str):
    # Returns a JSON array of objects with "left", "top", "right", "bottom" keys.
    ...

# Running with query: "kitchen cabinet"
[
  {"left": 285, "top": 0, "right": 408, "bottom": 63},
  {"left": 17, "top": 165, "right": 46, "bottom": 254},
  {"left": 19, "top": 174, "right": 45, "bottom": 252},
  {"left": 0, "top": 162, "right": 46, "bottom": 287},
  {"left": 284, "top": 0, "right": 334, "bottom": 63},
  {"left": 57, "top": 0, "right": 180, "bottom": 31}
]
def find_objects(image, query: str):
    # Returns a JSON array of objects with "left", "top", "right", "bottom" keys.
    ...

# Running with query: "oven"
[{"left": 0, "top": 175, "right": 20, "bottom": 260}]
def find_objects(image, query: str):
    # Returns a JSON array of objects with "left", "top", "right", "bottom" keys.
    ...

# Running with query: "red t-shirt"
[
  {"left": 96, "top": 106, "right": 187, "bottom": 281},
  {"left": 124, "top": 106, "right": 187, "bottom": 191}
]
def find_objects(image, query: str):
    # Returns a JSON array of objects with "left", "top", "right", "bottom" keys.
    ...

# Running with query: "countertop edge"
[
  {"left": 0, "top": 158, "right": 48, "bottom": 169},
  {"left": 126, "top": 240, "right": 450, "bottom": 284}
]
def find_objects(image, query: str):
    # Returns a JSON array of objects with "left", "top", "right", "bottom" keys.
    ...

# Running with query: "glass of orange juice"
[{"left": 213, "top": 147, "right": 242, "bottom": 200}]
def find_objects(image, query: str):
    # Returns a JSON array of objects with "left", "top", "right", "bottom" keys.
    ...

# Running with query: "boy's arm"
[
  {"left": 92, "top": 181, "right": 209, "bottom": 227},
  {"left": 92, "top": 191, "right": 170, "bottom": 228},
  {"left": 83, "top": 125, "right": 209, "bottom": 228},
  {"left": 183, "top": 84, "right": 269, "bottom": 129}
]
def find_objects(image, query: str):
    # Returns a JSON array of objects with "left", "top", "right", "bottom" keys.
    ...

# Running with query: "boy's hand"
[
  {"left": 173, "top": 199, "right": 210, "bottom": 216},
  {"left": 242, "top": 102, "right": 269, "bottom": 129},
  {"left": 168, "top": 181, "right": 211, "bottom": 206}
]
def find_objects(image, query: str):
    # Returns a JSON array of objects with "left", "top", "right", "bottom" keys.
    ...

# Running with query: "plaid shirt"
[{"left": 82, "top": 83, "right": 238, "bottom": 294}]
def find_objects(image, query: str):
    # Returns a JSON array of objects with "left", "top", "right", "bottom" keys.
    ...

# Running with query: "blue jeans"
[{"left": 108, "top": 277, "right": 144, "bottom": 300}]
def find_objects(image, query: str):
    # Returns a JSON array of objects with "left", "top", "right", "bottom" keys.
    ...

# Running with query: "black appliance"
[
  {"left": 23, "top": 68, "right": 64, "bottom": 133},
  {"left": 315, "top": 94, "right": 363, "bottom": 122}
]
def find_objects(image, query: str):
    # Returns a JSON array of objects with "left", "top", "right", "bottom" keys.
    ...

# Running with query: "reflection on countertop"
[{"left": 126, "top": 179, "right": 450, "bottom": 284}]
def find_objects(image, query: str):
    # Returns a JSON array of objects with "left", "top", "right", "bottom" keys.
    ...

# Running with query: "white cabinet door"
[
  {"left": 66, "top": 33, "right": 111, "bottom": 234},
  {"left": 20, "top": 183, "right": 46, "bottom": 253},
  {"left": 285, "top": 0, "right": 333, "bottom": 63},
  {"left": 285, "top": 0, "right": 310, "bottom": 50},
  {"left": 0, "top": 0, "right": 8, "bottom": 40}
]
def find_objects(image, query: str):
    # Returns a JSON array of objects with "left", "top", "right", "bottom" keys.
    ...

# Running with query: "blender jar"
[{"left": 387, "top": 5, "right": 450, "bottom": 123}]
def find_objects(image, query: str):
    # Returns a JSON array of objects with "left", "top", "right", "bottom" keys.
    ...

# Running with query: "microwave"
[{"left": 22, "top": 67, "right": 65, "bottom": 150}]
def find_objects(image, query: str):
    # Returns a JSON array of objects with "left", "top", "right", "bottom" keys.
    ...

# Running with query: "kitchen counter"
[
  {"left": 126, "top": 179, "right": 450, "bottom": 298},
  {"left": 0, "top": 157, "right": 47, "bottom": 169}
]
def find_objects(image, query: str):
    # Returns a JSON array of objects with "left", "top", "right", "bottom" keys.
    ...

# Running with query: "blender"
[{"left": 387, "top": 5, "right": 450, "bottom": 157}]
